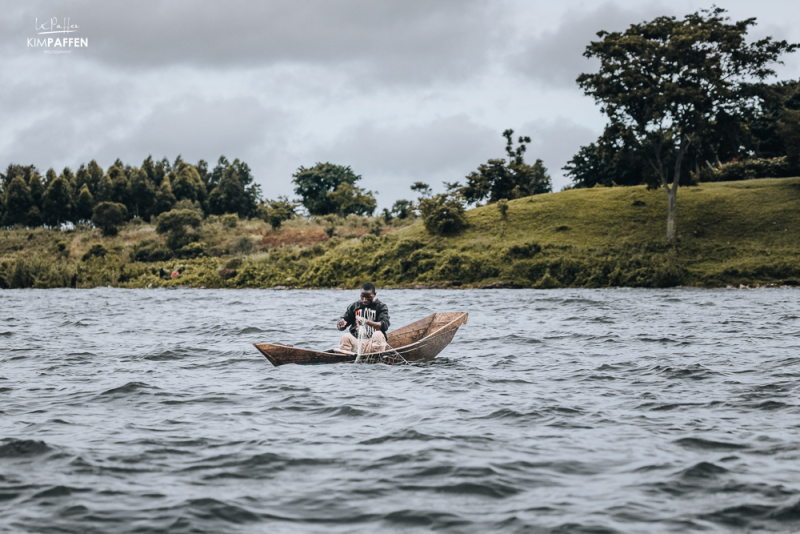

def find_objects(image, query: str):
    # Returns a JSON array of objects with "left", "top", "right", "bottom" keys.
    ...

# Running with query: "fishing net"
[{"left": 353, "top": 317, "right": 409, "bottom": 365}]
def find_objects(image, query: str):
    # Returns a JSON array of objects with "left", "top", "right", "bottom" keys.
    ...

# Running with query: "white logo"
[{"left": 28, "top": 18, "right": 88, "bottom": 53}]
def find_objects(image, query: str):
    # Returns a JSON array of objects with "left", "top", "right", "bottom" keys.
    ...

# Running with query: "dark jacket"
[{"left": 341, "top": 299, "right": 390, "bottom": 338}]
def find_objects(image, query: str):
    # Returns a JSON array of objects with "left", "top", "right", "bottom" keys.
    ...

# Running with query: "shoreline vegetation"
[{"left": 2, "top": 177, "right": 799, "bottom": 290}]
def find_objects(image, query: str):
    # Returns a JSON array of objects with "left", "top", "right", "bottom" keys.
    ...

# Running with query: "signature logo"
[
  {"left": 35, "top": 17, "right": 79, "bottom": 35},
  {"left": 28, "top": 17, "right": 87, "bottom": 52}
]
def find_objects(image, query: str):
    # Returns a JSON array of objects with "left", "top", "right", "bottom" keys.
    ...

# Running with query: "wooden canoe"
[{"left": 254, "top": 312, "right": 468, "bottom": 366}]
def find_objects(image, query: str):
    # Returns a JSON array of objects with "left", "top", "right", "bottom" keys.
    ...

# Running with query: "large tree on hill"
[
  {"left": 208, "top": 159, "right": 260, "bottom": 217},
  {"left": 577, "top": 8, "right": 797, "bottom": 241},
  {"left": 292, "top": 163, "right": 365, "bottom": 216},
  {"left": 462, "top": 130, "right": 551, "bottom": 204}
]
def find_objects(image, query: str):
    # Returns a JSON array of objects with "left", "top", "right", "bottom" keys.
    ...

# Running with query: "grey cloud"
[
  {"left": 512, "top": 2, "right": 672, "bottom": 87},
  {"left": 519, "top": 118, "right": 599, "bottom": 190},
  {"left": 2, "top": 93, "right": 284, "bottom": 178},
  {"left": 3, "top": 0, "right": 503, "bottom": 84},
  {"left": 97, "top": 96, "right": 282, "bottom": 164},
  {"left": 315, "top": 115, "right": 502, "bottom": 204}
]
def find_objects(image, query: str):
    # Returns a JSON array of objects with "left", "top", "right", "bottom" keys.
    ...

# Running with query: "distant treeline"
[{"left": 0, "top": 156, "right": 262, "bottom": 228}]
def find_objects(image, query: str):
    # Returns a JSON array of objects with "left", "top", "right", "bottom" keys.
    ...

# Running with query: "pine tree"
[
  {"left": 61, "top": 167, "right": 76, "bottom": 195},
  {"left": 44, "top": 168, "right": 58, "bottom": 189},
  {"left": 29, "top": 172, "right": 45, "bottom": 212},
  {"left": 154, "top": 177, "right": 176, "bottom": 215},
  {"left": 107, "top": 165, "right": 128, "bottom": 205},
  {"left": 127, "top": 168, "right": 156, "bottom": 218},
  {"left": 96, "top": 173, "right": 114, "bottom": 202},
  {"left": 172, "top": 163, "right": 207, "bottom": 204},
  {"left": 86, "top": 160, "right": 104, "bottom": 192},
  {"left": 141, "top": 155, "right": 157, "bottom": 185},
  {"left": 75, "top": 184, "right": 94, "bottom": 223},
  {"left": 42, "top": 176, "right": 74, "bottom": 227},
  {"left": 4, "top": 176, "right": 32, "bottom": 226}
]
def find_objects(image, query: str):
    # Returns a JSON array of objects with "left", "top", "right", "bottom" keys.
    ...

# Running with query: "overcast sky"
[{"left": 2, "top": 0, "right": 799, "bottom": 207}]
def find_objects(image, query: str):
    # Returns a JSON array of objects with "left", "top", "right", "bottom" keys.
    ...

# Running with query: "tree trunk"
[{"left": 666, "top": 186, "right": 677, "bottom": 241}]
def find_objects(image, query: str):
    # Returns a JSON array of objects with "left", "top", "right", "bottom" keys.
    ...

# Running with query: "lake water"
[{"left": 1, "top": 288, "right": 799, "bottom": 533}]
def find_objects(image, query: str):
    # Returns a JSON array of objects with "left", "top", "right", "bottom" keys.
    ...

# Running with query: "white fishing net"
[{"left": 353, "top": 316, "right": 409, "bottom": 365}]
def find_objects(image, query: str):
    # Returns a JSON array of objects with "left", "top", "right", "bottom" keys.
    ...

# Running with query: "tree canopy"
[
  {"left": 577, "top": 7, "right": 797, "bottom": 239},
  {"left": 462, "top": 130, "right": 551, "bottom": 204},
  {"left": 292, "top": 163, "right": 375, "bottom": 216}
]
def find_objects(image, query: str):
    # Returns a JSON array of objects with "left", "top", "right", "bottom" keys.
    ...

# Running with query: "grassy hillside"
[{"left": 1, "top": 177, "right": 799, "bottom": 289}]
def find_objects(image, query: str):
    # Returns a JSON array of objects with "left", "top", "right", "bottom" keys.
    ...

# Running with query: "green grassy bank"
[{"left": 2, "top": 177, "right": 799, "bottom": 289}]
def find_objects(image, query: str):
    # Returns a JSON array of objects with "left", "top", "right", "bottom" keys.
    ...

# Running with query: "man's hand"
[{"left": 337, "top": 318, "right": 347, "bottom": 331}]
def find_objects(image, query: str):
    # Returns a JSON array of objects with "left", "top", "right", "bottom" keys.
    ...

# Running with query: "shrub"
[
  {"left": 231, "top": 236, "right": 255, "bottom": 255},
  {"left": 699, "top": 156, "right": 797, "bottom": 182},
  {"left": 505, "top": 242, "right": 542, "bottom": 259},
  {"left": 419, "top": 193, "right": 468, "bottom": 236},
  {"left": 221, "top": 214, "right": 238, "bottom": 228},
  {"left": 92, "top": 202, "right": 128, "bottom": 236},
  {"left": 156, "top": 209, "right": 203, "bottom": 250},
  {"left": 82, "top": 244, "right": 108, "bottom": 261},
  {"left": 134, "top": 243, "right": 172, "bottom": 262},
  {"left": 176, "top": 241, "right": 206, "bottom": 259}
]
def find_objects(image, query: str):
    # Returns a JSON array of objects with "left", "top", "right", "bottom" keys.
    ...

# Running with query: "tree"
[
  {"left": 563, "top": 143, "right": 618, "bottom": 188},
  {"left": 92, "top": 201, "right": 128, "bottom": 236},
  {"left": 61, "top": 167, "right": 76, "bottom": 193},
  {"left": 462, "top": 130, "right": 551, "bottom": 204},
  {"left": 172, "top": 163, "right": 207, "bottom": 204},
  {"left": 85, "top": 160, "right": 104, "bottom": 192},
  {"left": 292, "top": 163, "right": 361, "bottom": 215},
  {"left": 127, "top": 168, "right": 156, "bottom": 218},
  {"left": 4, "top": 176, "right": 32, "bottom": 226},
  {"left": 44, "top": 168, "right": 58, "bottom": 189},
  {"left": 42, "top": 176, "right": 74, "bottom": 227},
  {"left": 29, "top": 172, "right": 45, "bottom": 212},
  {"left": 497, "top": 199, "right": 509, "bottom": 238},
  {"left": 391, "top": 199, "right": 413, "bottom": 219},
  {"left": 155, "top": 208, "right": 202, "bottom": 249},
  {"left": 208, "top": 158, "right": 260, "bottom": 217},
  {"left": 154, "top": 177, "right": 176, "bottom": 215},
  {"left": 777, "top": 109, "right": 800, "bottom": 167},
  {"left": 327, "top": 182, "right": 377, "bottom": 216},
  {"left": 419, "top": 192, "right": 469, "bottom": 236},
  {"left": 208, "top": 156, "right": 229, "bottom": 190},
  {"left": 577, "top": 8, "right": 797, "bottom": 240},
  {"left": 96, "top": 173, "right": 114, "bottom": 202},
  {"left": 410, "top": 181, "right": 432, "bottom": 197},
  {"left": 107, "top": 165, "right": 129, "bottom": 205},
  {"left": 75, "top": 184, "right": 95, "bottom": 223},
  {"left": 260, "top": 197, "right": 296, "bottom": 229}
]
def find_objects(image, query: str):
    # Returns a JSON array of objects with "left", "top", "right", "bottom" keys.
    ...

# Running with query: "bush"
[
  {"left": 176, "top": 241, "right": 206, "bottom": 259},
  {"left": 231, "top": 236, "right": 255, "bottom": 255},
  {"left": 92, "top": 202, "right": 128, "bottom": 236},
  {"left": 0, "top": 256, "right": 72, "bottom": 288},
  {"left": 221, "top": 214, "right": 238, "bottom": 228},
  {"left": 699, "top": 156, "right": 797, "bottom": 182},
  {"left": 505, "top": 241, "right": 542, "bottom": 259},
  {"left": 419, "top": 193, "right": 469, "bottom": 236},
  {"left": 134, "top": 243, "right": 172, "bottom": 262},
  {"left": 156, "top": 209, "right": 203, "bottom": 250},
  {"left": 82, "top": 244, "right": 108, "bottom": 261}
]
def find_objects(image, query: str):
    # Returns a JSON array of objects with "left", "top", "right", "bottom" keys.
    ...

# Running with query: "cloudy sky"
[{"left": 2, "top": 0, "right": 799, "bottom": 207}]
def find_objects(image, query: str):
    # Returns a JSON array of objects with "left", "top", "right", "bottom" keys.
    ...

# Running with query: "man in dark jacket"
[{"left": 337, "top": 282, "right": 390, "bottom": 354}]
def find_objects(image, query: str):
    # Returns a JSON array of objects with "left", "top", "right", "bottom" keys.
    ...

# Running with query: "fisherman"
[{"left": 337, "top": 282, "right": 390, "bottom": 354}]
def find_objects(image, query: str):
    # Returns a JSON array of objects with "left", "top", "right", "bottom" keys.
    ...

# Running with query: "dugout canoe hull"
[{"left": 254, "top": 312, "right": 468, "bottom": 366}]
